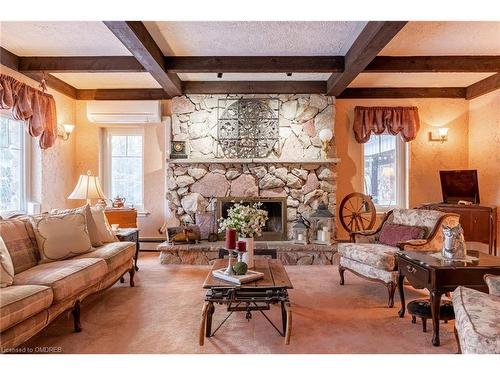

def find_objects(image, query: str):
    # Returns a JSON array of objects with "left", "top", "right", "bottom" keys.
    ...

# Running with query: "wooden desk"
[
  {"left": 200, "top": 258, "right": 293, "bottom": 345},
  {"left": 104, "top": 208, "right": 138, "bottom": 229},
  {"left": 397, "top": 250, "right": 500, "bottom": 347}
]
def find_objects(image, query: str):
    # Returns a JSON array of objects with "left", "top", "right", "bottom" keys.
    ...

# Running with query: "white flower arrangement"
[{"left": 218, "top": 202, "right": 268, "bottom": 238}]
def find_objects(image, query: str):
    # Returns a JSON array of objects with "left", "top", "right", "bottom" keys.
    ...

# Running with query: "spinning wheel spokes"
[{"left": 339, "top": 193, "right": 377, "bottom": 235}]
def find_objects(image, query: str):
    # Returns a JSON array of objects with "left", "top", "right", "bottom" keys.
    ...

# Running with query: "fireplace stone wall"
[{"left": 166, "top": 94, "right": 337, "bottom": 241}]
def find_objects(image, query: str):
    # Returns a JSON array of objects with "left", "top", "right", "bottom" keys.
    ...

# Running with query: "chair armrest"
[
  {"left": 484, "top": 274, "right": 500, "bottom": 297},
  {"left": 398, "top": 239, "right": 428, "bottom": 250}
]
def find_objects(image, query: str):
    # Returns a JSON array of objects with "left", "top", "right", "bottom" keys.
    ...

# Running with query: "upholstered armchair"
[
  {"left": 453, "top": 275, "right": 500, "bottom": 354},
  {"left": 337, "top": 209, "right": 460, "bottom": 307}
]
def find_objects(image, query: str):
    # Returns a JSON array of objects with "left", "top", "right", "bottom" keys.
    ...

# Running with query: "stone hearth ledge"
[
  {"left": 166, "top": 158, "right": 341, "bottom": 164},
  {"left": 158, "top": 240, "right": 337, "bottom": 266}
]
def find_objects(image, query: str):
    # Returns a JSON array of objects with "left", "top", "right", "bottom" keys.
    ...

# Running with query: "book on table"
[{"left": 212, "top": 268, "right": 264, "bottom": 285}]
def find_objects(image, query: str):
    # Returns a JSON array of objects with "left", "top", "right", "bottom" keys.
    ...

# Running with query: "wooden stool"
[{"left": 407, "top": 299, "right": 455, "bottom": 332}]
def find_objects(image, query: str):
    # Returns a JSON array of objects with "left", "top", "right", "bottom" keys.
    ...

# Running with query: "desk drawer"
[{"left": 398, "top": 258, "right": 430, "bottom": 288}]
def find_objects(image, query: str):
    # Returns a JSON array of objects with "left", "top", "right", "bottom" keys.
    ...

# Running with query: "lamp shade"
[{"left": 68, "top": 171, "right": 107, "bottom": 201}]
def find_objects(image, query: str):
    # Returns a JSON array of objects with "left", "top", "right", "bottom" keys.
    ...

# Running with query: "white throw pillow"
[
  {"left": 90, "top": 206, "right": 118, "bottom": 243},
  {"left": 51, "top": 204, "right": 103, "bottom": 247},
  {"left": 0, "top": 236, "right": 15, "bottom": 287},
  {"left": 30, "top": 212, "right": 93, "bottom": 263}
]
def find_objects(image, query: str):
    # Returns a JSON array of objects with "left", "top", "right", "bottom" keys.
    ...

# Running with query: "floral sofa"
[
  {"left": 453, "top": 275, "right": 500, "bottom": 354},
  {"left": 0, "top": 211, "right": 136, "bottom": 351},
  {"left": 337, "top": 209, "right": 459, "bottom": 307}
]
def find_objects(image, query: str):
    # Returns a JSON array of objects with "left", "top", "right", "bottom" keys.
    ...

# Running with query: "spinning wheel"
[{"left": 339, "top": 193, "right": 377, "bottom": 234}]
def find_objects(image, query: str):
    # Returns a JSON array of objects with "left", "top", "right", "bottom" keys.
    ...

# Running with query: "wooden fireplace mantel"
[{"left": 166, "top": 158, "right": 341, "bottom": 164}]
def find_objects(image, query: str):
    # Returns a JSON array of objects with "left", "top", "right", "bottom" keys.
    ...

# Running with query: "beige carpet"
[{"left": 23, "top": 252, "right": 457, "bottom": 354}]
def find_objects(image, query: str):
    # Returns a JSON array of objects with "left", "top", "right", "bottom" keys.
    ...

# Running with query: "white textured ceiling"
[
  {"left": 144, "top": 21, "right": 368, "bottom": 56},
  {"left": 0, "top": 22, "right": 132, "bottom": 56},
  {"left": 50, "top": 73, "right": 161, "bottom": 89},
  {"left": 178, "top": 73, "right": 330, "bottom": 81},
  {"left": 381, "top": 21, "right": 500, "bottom": 56},
  {"left": 349, "top": 72, "right": 495, "bottom": 88}
]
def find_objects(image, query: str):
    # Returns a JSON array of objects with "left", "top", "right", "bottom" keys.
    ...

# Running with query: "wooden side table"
[
  {"left": 115, "top": 228, "right": 140, "bottom": 271},
  {"left": 396, "top": 250, "right": 500, "bottom": 347}
]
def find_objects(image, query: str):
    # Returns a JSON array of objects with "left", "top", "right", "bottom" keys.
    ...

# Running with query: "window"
[
  {"left": 0, "top": 114, "right": 28, "bottom": 214},
  {"left": 363, "top": 134, "right": 407, "bottom": 210},
  {"left": 104, "top": 129, "right": 144, "bottom": 210}
]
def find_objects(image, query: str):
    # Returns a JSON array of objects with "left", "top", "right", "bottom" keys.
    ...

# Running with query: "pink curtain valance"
[
  {"left": 353, "top": 106, "right": 420, "bottom": 144},
  {"left": 0, "top": 74, "right": 57, "bottom": 149}
]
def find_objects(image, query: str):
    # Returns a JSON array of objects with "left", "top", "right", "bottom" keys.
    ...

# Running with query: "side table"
[{"left": 116, "top": 228, "right": 140, "bottom": 271}]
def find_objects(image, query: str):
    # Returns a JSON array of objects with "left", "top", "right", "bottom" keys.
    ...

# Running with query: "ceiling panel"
[
  {"left": 0, "top": 22, "right": 132, "bottom": 56},
  {"left": 349, "top": 72, "right": 495, "bottom": 88},
  {"left": 178, "top": 72, "right": 330, "bottom": 81},
  {"left": 50, "top": 72, "right": 161, "bottom": 89},
  {"left": 381, "top": 21, "right": 500, "bottom": 56},
  {"left": 145, "top": 21, "right": 367, "bottom": 56}
]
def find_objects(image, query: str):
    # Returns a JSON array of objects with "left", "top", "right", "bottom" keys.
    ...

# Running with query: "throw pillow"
[
  {"left": 0, "top": 218, "right": 39, "bottom": 273},
  {"left": 0, "top": 236, "right": 15, "bottom": 287},
  {"left": 90, "top": 206, "right": 118, "bottom": 243},
  {"left": 51, "top": 204, "right": 103, "bottom": 247},
  {"left": 379, "top": 223, "right": 426, "bottom": 247},
  {"left": 30, "top": 212, "right": 93, "bottom": 263}
]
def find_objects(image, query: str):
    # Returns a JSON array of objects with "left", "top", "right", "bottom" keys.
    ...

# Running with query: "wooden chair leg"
[
  {"left": 387, "top": 282, "right": 396, "bottom": 308},
  {"left": 199, "top": 302, "right": 209, "bottom": 346},
  {"left": 422, "top": 317, "right": 427, "bottom": 332},
  {"left": 411, "top": 316, "right": 416, "bottom": 324},
  {"left": 129, "top": 267, "right": 135, "bottom": 287},
  {"left": 72, "top": 300, "right": 82, "bottom": 333},
  {"left": 284, "top": 302, "right": 292, "bottom": 345},
  {"left": 120, "top": 277, "right": 125, "bottom": 283},
  {"left": 339, "top": 265, "right": 345, "bottom": 285}
]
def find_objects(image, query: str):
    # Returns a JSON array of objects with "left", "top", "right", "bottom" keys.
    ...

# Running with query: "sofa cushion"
[
  {"left": 338, "top": 242, "right": 398, "bottom": 271},
  {"left": 13, "top": 258, "right": 107, "bottom": 302},
  {"left": 485, "top": 274, "right": 500, "bottom": 297},
  {"left": 392, "top": 209, "right": 444, "bottom": 238},
  {"left": 1, "top": 236, "right": 15, "bottom": 287},
  {"left": 339, "top": 257, "right": 397, "bottom": 284},
  {"left": 75, "top": 241, "right": 135, "bottom": 271},
  {"left": 379, "top": 223, "right": 425, "bottom": 247},
  {"left": 0, "top": 218, "right": 39, "bottom": 273},
  {"left": 0, "top": 285, "right": 53, "bottom": 332},
  {"left": 452, "top": 286, "right": 500, "bottom": 354},
  {"left": 51, "top": 204, "right": 103, "bottom": 247},
  {"left": 90, "top": 206, "right": 118, "bottom": 243},
  {"left": 30, "top": 212, "right": 93, "bottom": 263}
]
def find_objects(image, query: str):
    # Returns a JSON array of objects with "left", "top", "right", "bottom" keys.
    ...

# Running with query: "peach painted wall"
[
  {"left": 468, "top": 89, "right": 500, "bottom": 254},
  {"left": 0, "top": 65, "right": 77, "bottom": 212},
  {"left": 335, "top": 98, "right": 470, "bottom": 240},
  {"left": 74, "top": 101, "right": 168, "bottom": 238}
]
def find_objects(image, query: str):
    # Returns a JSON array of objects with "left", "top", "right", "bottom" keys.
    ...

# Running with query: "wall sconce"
[
  {"left": 57, "top": 124, "right": 75, "bottom": 141},
  {"left": 318, "top": 128, "right": 333, "bottom": 159},
  {"left": 429, "top": 127, "right": 448, "bottom": 143}
]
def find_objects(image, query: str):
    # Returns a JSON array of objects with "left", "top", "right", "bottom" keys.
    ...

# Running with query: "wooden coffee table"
[
  {"left": 396, "top": 250, "right": 500, "bottom": 346},
  {"left": 200, "top": 258, "right": 293, "bottom": 346}
]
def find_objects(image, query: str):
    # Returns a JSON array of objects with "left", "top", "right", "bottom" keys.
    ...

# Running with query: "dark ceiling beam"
[
  {"left": 465, "top": 73, "right": 500, "bottom": 99},
  {"left": 326, "top": 21, "right": 408, "bottom": 96},
  {"left": 366, "top": 56, "right": 500, "bottom": 73},
  {"left": 76, "top": 88, "right": 168, "bottom": 100},
  {"left": 1, "top": 47, "right": 77, "bottom": 99},
  {"left": 183, "top": 81, "right": 326, "bottom": 94},
  {"left": 103, "top": 21, "right": 182, "bottom": 97},
  {"left": 165, "top": 56, "right": 344, "bottom": 73},
  {"left": 18, "top": 56, "right": 144, "bottom": 73},
  {"left": 337, "top": 87, "right": 466, "bottom": 99}
]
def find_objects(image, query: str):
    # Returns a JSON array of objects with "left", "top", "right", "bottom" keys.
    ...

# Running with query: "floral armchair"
[
  {"left": 452, "top": 275, "right": 500, "bottom": 354},
  {"left": 338, "top": 208, "right": 460, "bottom": 307}
]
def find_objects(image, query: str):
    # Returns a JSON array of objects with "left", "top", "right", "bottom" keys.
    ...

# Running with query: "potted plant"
[{"left": 218, "top": 202, "right": 268, "bottom": 268}]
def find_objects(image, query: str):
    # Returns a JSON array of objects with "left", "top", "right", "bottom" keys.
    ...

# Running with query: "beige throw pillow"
[
  {"left": 90, "top": 206, "right": 118, "bottom": 243},
  {"left": 0, "top": 236, "right": 15, "bottom": 287},
  {"left": 30, "top": 212, "right": 93, "bottom": 263},
  {"left": 51, "top": 204, "right": 103, "bottom": 247}
]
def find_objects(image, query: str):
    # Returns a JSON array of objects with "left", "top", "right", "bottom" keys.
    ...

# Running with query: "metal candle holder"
[{"left": 224, "top": 248, "right": 236, "bottom": 275}]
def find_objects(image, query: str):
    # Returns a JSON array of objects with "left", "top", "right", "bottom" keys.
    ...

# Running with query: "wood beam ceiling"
[
  {"left": 18, "top": 56, "right": 144, "bottom": 73},
  {"left": 183, "top": 81, "right": 326, "bottom": 94},
  {"left": 103, "top": 21, "right": 182, "bottom": 97},
  {"left": 326, "top": 21, "right": 408, "bottom": 96},
  {"left": 465, "top": 73, "right": 500, "bottom": 99},
  {"left": 77, "top": 88, "right": 168, "bottom": 100},
  {"left": 337, "top": 87, "right": 467, "bottom": 99},
  {"left": 366, "top": 56, "right": 500, "bottom": 73}
]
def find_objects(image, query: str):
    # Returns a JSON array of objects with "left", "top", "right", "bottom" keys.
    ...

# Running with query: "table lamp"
[{"left": 68, "top": 170, "right": 107, "bottom": 204}]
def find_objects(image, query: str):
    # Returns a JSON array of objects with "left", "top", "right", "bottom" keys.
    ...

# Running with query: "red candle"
[
  {"left": 225, "top": 228, "right": 237, "bottom": 250},
  {"left": 237, "top": 240, "right": 247, "bottom": 252}
]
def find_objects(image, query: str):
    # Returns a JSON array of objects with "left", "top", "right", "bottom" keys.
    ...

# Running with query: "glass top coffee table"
[
  {"left": 200, "top": 258, "right": 294, "bottom": 346},
  {"left": 396, "top": 250, "right": 500, "bottom": 346}
]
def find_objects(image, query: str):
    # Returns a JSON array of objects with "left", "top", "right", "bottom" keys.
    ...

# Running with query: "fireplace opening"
[{"left": 216, "top": 196, "right": 287, "bottom": 241}]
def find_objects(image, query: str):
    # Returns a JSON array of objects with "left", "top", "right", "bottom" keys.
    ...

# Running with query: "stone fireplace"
[{"left": 217, "top": 196, "right": 287, "bottom": 241}]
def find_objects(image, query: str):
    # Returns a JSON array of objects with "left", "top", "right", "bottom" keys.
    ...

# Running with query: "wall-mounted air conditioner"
[{"left": 86, "top": 100, "right": 161, "bottom": 124}]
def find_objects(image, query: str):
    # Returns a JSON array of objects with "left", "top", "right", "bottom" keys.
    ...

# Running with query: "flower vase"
[{"left": 239, "top": 236, "right": 254, "bottom": 268}]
